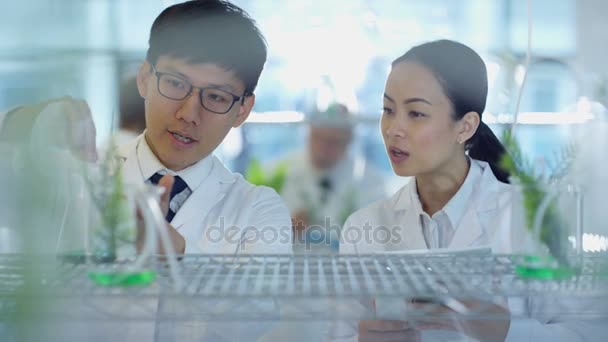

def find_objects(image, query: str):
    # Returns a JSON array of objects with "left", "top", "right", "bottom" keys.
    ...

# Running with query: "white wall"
[{"left": 576, "top": 0, "right": 608, "bottom": 100}]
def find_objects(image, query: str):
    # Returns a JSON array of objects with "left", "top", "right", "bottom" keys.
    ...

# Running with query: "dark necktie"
[
  {"left": 148, "top": 172, "right": 191, "bottom": 222},
  {"left": 319, "top": 177, "right": 332, "bottom": 204}
]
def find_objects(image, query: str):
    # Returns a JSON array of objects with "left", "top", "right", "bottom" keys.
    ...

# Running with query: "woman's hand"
[
  {"left": 410, "top": 299, "right": 510, "bottom": 342},
  {"left": 358, "top": 320, "right": 420, "bottom": 342}
]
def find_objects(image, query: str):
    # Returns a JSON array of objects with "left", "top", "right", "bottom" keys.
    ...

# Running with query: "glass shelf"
[{"left": 1, "top": 253, "right": 607, "bottom": 321}]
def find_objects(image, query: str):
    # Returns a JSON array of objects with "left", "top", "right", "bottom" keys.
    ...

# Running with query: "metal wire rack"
[{"left": 1, "top": 253, "right": 607, "bottom": 321}]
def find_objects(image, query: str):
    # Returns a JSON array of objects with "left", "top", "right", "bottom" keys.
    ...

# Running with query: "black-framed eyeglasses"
[{"left": 151, "top": 65, "right": 247, "bottom": 114}]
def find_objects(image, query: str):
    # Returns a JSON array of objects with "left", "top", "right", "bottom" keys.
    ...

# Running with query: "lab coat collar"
[
  {"left": 442, "top": 158, "right": 481, "bottom": 229},
  {"left": 450, "top": 160, "right": 503, "bottom": 247},
  {"left": 117, "top": 134, "right": 236, "bottom": 184},
  {"left": 393, "top": 159, "right": 497, "bottom": 212},
  {"left": 391, "top": 159, "right": 502, "bottom": 249},
  {"left": 117, "top": 134, "right": 237, "bottom": 230},
  {"left": 129, "top": 134, "right": 214, "bottom": 192}
]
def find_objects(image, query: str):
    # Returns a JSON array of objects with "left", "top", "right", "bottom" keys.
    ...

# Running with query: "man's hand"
[
  {"left": 1, "top": 97, "right": 99, "bottom": 162},
  {"left": 291, "top": 210, "right": 309, "bottom": 244},
  {"left": 292, "top": 210, "right": 309, "bottom": 229},
  {"left": 136, "top": 174, "right": 186, "bottom": 255}
]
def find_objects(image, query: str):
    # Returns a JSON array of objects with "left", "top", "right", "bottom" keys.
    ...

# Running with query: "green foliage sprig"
[
  {"left": 245, "top": 158, "right": 288, "bottom": 193},
  {"left": 84, "top": 140, "right": 134, "bottom": 262},
  {"left": 500, "top": 130, "right": 577, "bottom": 265}
]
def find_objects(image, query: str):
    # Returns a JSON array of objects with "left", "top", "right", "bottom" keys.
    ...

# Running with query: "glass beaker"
[
  {"left": 511, "top": 181, "right": 584, "bottom": 279},
  {"left": 84, "top": 180, "right": 162, "bottom": 287}
]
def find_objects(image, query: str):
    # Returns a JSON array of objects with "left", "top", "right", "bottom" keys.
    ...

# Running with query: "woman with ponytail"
[{"left": 336, "top": 40, "right": 515, "bottom": 341}]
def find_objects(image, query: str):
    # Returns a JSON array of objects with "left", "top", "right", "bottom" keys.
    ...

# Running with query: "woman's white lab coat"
[{"left": 340, "top": 159, "right": 516, "bottom": 254}]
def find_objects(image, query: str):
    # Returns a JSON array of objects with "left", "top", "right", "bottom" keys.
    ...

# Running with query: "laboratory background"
[
  {"left": 3, "top": 0, "right": 607, "bottom": 240},
  {"left": 1, "top": 0, "right": 608, "bottom": 341}
]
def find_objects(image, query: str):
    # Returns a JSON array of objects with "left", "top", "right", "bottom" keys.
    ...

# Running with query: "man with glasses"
[{"left": 119, "top": 0, "right": 292, "bottom": 256}]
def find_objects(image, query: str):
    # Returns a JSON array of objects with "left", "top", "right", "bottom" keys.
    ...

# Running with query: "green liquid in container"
[
  {"left": 88, "top": 270, "right": 156, "bottom": 286},
  {"left": 515, "top": 255, "right": 577, "bottom": 280}
]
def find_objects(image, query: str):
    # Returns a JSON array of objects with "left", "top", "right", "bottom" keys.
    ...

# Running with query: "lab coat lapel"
[
  {"left": 449, "top": 206, "right": 486, "bottom": 248},
  {"left": 392, "top": 182, "right": 428, "bottom": 251},
  {"left": 399, "top": 207, "right": 427, "bottom": 250},
  {"left": 170, "top": 156, "right": 231, "bottom": 230},
  {"left": 449, "top": 163, "right": 500, "bottom": 248},
  {"left": 170, "top": 179, "right": 224, "bottom": 231}
]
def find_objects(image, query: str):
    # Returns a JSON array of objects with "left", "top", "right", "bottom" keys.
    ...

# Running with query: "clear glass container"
[{"left": 511, "top": 181, "right": 584, "bottom": 279}]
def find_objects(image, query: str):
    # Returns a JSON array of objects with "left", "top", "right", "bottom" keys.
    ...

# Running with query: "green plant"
[
  {"left": 84, "top": 140, "right": 135, "bottom": 262},
  {"left": 500, "top": 130, "right": 576, "bottom": 266},
  {"left": 245, "top": 158, "right": 288, "bottom": 193}
]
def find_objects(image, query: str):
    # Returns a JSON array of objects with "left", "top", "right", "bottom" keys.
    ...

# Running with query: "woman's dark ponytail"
[{"left": 467, "top": 121, "right": 510, "bottom": 183}]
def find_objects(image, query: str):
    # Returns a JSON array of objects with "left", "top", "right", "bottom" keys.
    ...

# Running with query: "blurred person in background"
[
  {"left": 101, "top": 76, "right": 147, "bottom": 153},
  {"left": 278, "top": 103, "right": 388, "bottom": 253}
]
